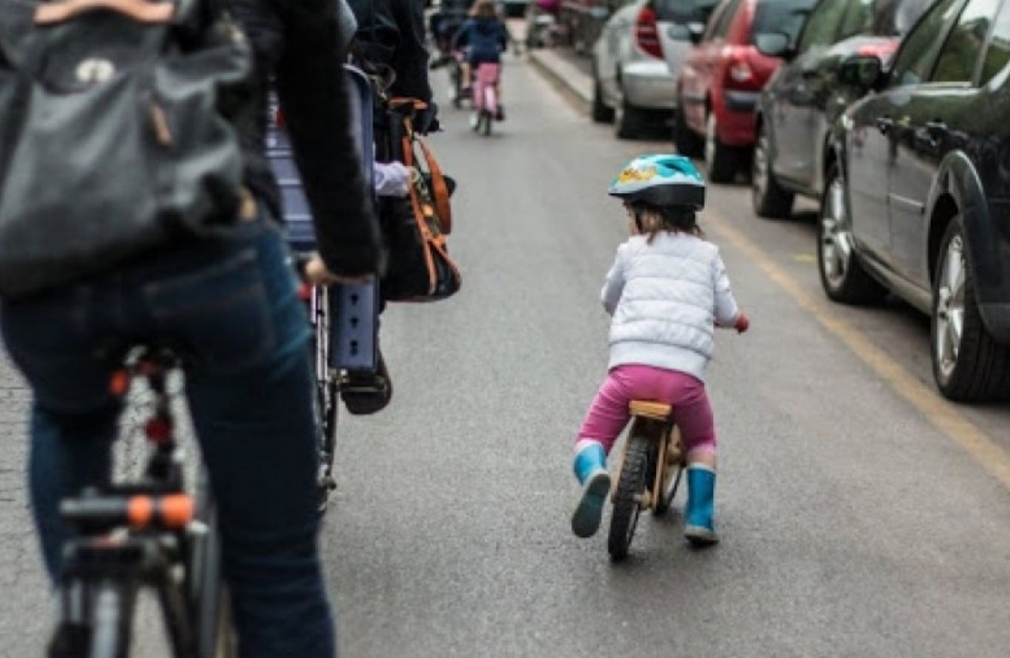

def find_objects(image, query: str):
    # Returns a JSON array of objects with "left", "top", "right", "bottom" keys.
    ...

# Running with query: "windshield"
[
  {"left": 751, "top": 0, "right": 820, "bottom": 43},
  {"left": 654, "top": 0, "right": 721, "bottom": 23}
]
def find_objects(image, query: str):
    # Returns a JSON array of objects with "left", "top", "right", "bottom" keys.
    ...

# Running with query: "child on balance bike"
[{"left": 571, "top": 154, "right": 749, "bottom": 546}]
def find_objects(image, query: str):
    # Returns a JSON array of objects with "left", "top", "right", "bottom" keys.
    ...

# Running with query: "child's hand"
[{"left": 734, "top": 312, "right": 750, "bottom": 334}]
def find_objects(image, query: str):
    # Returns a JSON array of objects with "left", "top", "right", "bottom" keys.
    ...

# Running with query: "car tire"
[
  {"left": 673, "top": 102, "right": 703, "bottom": 158},
  {"left": 591, "top": 77, "right": 615, "bottom": 124},
  {"left": 931, "top": 216, "right": 1010, "bottom": 401},
  {"left": 704, "top": 113, "right": 738, "bottom": 183},
  {"left": 817, "top": 163, "right": 887, "bottom": 305},
  {"left": 752, "top": 122, "right": 794, "bottom": 219},
  {"left": 615, "top": 96, "right": 644, "bottom": 140}
]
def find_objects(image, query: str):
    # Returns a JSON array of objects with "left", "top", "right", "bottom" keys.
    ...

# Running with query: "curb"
[{"left": 526, "top": 49, "right": 593, "bottom": 116}]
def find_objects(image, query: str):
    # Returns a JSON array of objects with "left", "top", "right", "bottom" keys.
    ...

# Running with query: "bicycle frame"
[
  {"left": 473, "top": 63, "right": 500, "bottom": 116},
  {"left": 51, "top": 347, "right": 229, "bottom": 658}
]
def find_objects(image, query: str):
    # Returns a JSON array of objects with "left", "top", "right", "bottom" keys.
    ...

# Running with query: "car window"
[
  {"left": 889, "top": 0, "right": 961, "bottom": 86},
  {"left": 884, "top": 0, "right": 936, "bottom": 35},
  {"left": 707, "top": 0, "right": 743, "bottom": 40},
  {"left": 751, "top": 0, "right": 820, "bottom": 45},
  {"left": 931, "top": 0, "right": 1000, "bottom": 83},
  {"left": 837, "top": 0, "right": 875, "bottom": 41},
  {"left": 979, "top": 0, "right": 1010, "bottom": 84},
  {"left": 797, "top": 0, "right": 851, "bottom": 52},
  {"left": 654, "top": 0, "right": 721, "bottom": 22}
]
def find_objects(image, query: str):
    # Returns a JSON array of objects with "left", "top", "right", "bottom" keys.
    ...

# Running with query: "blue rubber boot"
[
  {"left": 684, "top": 464, "right": 719, "bottom": 546},
  {"left": 571, "top": 443, "right": 611, "bottom": 538}
]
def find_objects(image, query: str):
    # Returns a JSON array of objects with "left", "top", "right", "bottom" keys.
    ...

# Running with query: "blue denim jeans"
[{"left": 0, "top": 214, "right": 335, "bottom": 658}]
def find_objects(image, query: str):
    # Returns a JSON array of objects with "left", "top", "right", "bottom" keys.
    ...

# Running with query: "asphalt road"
[{"left": 2, "top": 52, "right": 1010, "bottom": 657}]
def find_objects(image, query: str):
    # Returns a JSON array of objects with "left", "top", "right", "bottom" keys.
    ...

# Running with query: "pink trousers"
[{"left": 577, "top": 364, "right": 716, "bottom": 457}]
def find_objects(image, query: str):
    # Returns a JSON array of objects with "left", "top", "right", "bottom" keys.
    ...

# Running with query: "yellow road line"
[{"left": 706, "top": 213, "right": 1010, "bottom": 492}]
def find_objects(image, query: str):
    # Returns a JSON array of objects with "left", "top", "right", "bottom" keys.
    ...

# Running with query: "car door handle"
[{"left": 875, "top": 117, "right": 894, "bottom": 134}]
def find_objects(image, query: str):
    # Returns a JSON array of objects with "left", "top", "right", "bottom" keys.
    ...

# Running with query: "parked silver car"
[{"left": 591, "top": 0, "right": 718, "bottom": 138}]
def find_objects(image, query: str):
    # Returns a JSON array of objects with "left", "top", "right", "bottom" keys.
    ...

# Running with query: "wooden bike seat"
[{"left": 628, "top": 400, "right": 673, "bottom": 421}]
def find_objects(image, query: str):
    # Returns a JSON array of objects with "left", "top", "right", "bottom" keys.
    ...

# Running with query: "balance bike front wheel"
[{"left": 608, "top": 434, "right": 651, "bottom": 561}]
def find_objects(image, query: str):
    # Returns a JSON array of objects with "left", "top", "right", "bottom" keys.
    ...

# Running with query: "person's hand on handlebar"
[{"left": 304, "top": 253, "right": 373, "bottom": 286}]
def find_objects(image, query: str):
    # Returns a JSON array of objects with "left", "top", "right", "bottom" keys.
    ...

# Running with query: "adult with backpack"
[{"left": 0, "top": 0, "right": 380, "bottom": 656}]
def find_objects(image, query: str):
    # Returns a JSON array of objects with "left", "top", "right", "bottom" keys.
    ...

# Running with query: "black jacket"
[
  {"left": 347, "top": 0, "right": 433, "bottom": 106},
  {"left": 229, "top": 0, "right": 381, "bottom": 277}
]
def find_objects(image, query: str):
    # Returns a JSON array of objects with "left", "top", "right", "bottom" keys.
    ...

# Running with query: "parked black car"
[
  {"left": 752, "top": 0, "right": 934, "bottom": 218},
  {"left": 822, "top": 0, "right": 1010, "bottom": 401}
]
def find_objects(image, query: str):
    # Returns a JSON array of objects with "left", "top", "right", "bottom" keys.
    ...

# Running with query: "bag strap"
[
  {"left": 396, "top": 111, "right": 453, "bottom": 235},
  {"left": 415, "top": 138, "right": 452, "bottom": 235}
]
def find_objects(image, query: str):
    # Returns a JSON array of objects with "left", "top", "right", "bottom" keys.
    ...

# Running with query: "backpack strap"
[{"left": 34, "top": 0, "right": 175, "bottom": 25}]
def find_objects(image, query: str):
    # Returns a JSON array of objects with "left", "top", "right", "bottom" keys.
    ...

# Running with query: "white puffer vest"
[{"left": 601, "top": 232, "right": 739, "bottom": 382}]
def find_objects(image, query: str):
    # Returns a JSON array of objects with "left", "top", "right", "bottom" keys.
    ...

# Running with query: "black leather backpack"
[{"left": 0, "top": 0, "right": 252, "bottom": 299}]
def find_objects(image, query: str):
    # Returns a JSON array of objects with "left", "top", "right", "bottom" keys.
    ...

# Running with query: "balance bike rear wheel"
[
  {"left": 652, "top": 457, "right": 683, "bottom": 516},
  {"left": 608, "top": 434, "right": 651, "bottom": 561}
]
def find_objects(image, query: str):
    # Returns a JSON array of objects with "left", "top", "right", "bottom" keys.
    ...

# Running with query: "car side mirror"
[
  {"left": 687, "top": 21, "right": 705, "bottom": 44},
  {"left": 754, "top": 32, "right": 792, "bottom": 58},
  {"left": 839, "top": 54, "right": 885, "bottom": 90}
]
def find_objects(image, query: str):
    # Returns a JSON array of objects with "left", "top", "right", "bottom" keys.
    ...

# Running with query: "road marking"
[
  {"left": 706, "top": 212, "right": 1010, "bottom": 492},
  {"left": 792, "top": 253, "right": 816, "bottom": 264}
]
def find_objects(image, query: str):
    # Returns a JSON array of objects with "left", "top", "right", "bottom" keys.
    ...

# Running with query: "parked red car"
[{"left": 674, "top": 0, "right": 818, "bottom": 182}]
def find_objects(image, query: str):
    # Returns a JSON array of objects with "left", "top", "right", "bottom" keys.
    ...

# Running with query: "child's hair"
[
  {"left": 628, "top": 201, "right": 704, "bottom": 243},
  {"left": 470, "top": 0, "right": 498, "bottom": 19}
]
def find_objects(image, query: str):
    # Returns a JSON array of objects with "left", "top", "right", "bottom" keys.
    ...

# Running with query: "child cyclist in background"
[
  {"left": 571, "top": 155, "right": 749, "bottom": 546},
  {"left": 453, "top": 0, "right": 509, "bottom": 120}
]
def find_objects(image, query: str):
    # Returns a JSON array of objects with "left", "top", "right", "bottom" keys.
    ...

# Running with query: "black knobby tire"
[
  {"left": 615, "top": 97, "right": 643, "bottom": 140},
  {"left": 591, "top": 75, "right": 615, "bottom": 124},
  {"left": 752, "top": 123, "right": 794, "bottom": 219},
  {"left": 451, "top": 65, "right": 463, "bottom": 109},
  {"left": 607, "top": 435, "right": 651, "bottom": 562},
  {"left": 673, "top": 105, "right": 703, "bottom": 158},
  {"left": 931, "top": 217, "right": 1010, "bottom": 401},
  {"left": 88, "top": 579, "right": 136, "bottom": 658},
  {"left": 817, "top": 164, "right": 888, "bottom": 305},
  {"left": 483, "top": 110, "right": 493, "bottom": 136},
  {"left": 705, "top": 114, "right": 739, "bottom": 184}
]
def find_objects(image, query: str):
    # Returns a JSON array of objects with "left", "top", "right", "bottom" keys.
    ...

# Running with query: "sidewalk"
[{"left": 526, "top": 46, "right": 594, "bottom": 114}]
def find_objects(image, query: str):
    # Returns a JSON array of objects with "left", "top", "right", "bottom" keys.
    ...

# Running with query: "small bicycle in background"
[
  {"left": 470, "top": 63, "right": 501, "bottom": 136},
  {"left": 607, "top": 400, "right": 686, "bottom": 561}
]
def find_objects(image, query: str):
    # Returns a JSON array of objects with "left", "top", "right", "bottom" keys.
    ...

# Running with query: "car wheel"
[
  {"left": 673, "top": 103, "right": 703, "bottom": 157},
  {"left": 704, "top": 113, "right": 738, "bottom": 183},
  {"left": 591, "top": 76, "right": 615, "bottom": 124},
  {"left": 817, "top": 163, "right": 887, "bottom": 304},
  {"left": 931, "top": 216, "right": 1010, "bottom": 401},
  {"left": 615, "top": 95, "right": 644, "bottom": 140},
  {"left": 752, "top": 123, "right": 794, "bottom": 219}
]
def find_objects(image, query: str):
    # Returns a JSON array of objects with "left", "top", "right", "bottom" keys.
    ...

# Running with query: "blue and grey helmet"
[{"left": 608, "top": 154, "right": 705, "bottom": 210}]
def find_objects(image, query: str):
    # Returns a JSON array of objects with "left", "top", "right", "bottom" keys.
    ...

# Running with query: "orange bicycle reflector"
[
  {"left": 126, "top": 494, "right": 194, "bottom": 529},
  {"left": 109, "top": 370, "right": 130, "bottom": 396},
  {"left": 160, "top": 494, "right": 194, "bottom": 528},
  {"left": 127, "top": 496, "right": 154, "bottom": 528}
]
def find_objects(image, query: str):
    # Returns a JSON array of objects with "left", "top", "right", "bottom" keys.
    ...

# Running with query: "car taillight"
[
  {"left": 635, "top": 6, "right": 663, "bottom": 59},
  {"left": 728, "top": 61, "right": 753, "bottom": 83}
]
